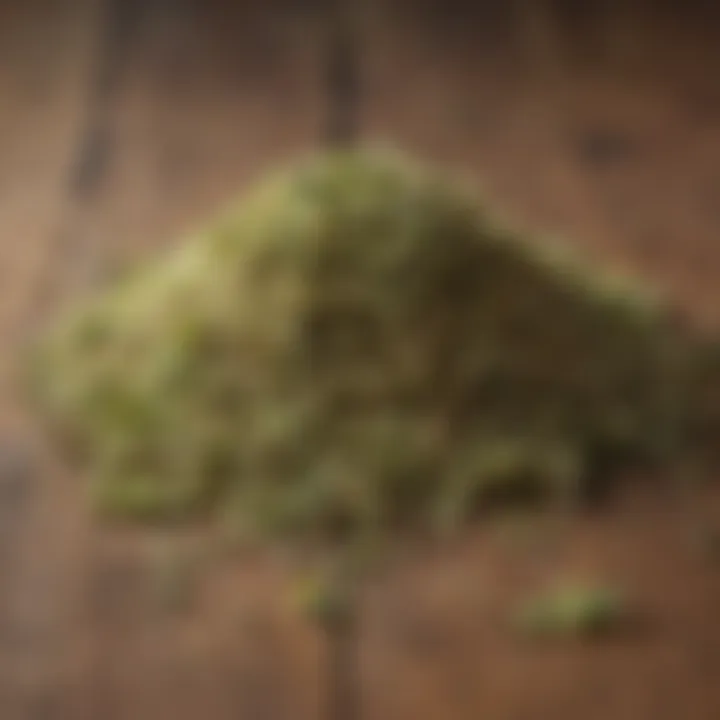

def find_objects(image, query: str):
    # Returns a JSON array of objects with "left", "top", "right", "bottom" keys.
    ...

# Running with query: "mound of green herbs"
[{"left": 28, "top": 148, "right": 719, "bottom": 540}]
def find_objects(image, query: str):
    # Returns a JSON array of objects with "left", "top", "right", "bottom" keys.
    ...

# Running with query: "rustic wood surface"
[{"left": 1, "top": 2, "right": 720, "bottom": 718}]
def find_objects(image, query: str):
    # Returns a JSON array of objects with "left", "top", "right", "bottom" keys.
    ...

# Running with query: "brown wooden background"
[{"left": 2, "top": 1, "right": 720, "bottom": 718}]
